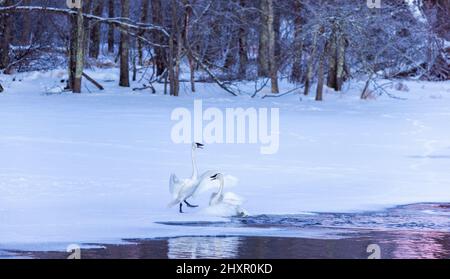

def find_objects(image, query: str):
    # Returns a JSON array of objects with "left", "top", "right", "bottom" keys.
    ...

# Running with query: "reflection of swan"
[
  {"left": 168, "top": 236, "right": 241, "bottom": 259},
  {"left": 168, "top": 143, "right": 218, "bottom": 213},
  {"left": 208, "top": 173, "right": 248, "bottom": 217}
]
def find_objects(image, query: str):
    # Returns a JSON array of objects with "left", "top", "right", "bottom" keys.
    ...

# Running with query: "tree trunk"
[
  {"left": 119, "top": 0, "right": 130, "bottom": 87},
  {"left": 0, "top": 0, "right": 12, "bottom": 71},
  {"left": 268, "top": 0, "right": 280, "bottom": 94},
  {"left": 68, "top": 15, "right": 76, "bottom": 90},
  {"left": 21, "top": 0, "right": 31, "bottom": 45},
  {"left": 327, "top": 22, "right": 346, "bottom": 91},
  {"left": 138, "top": 0, "right": 150, "bottom": 66},
  {"left": 258, "top": 0, "right": 278, "bottom": 91},
  {"left": 89, "top": 0, "right": 104, "bottom": 59},
  {"left": 290, "top": 0, "right": 303, "bottom": 83},
  {"left": 258, "top": 0, "right": 270, "bottom": 77},
  {"left": 304, "top": 26, "right": 320, "bottom": 96},
  {"left": 183, "top": 0, "right": 196, "bottom": 92},
  {"left": 132, "top": 50, "right": 137, "bottom": 81},
  {"left": 238, "top": 0, "right": 248, "bottom": 79},
  {"left": 69, "top": 4, "right": 85, "bottom": 93},
  {"left": 152, "top": 0, "right": 167, "bottom": 77},
  {"left": 169, "top": 0, "right": 180, "bottom": 96},
  {"left": 273, "top": 2, "right": 281, "bottom": 61},
  {"left": 335, "top": 31, "right": 346, "bottom": 91},
  {"left": 175, "top": 28, "right": 182, "bottom": 96},
  {"left": 268, "top": 0, "right": 278, "bottom": 93},
  {"left": 316, "top": 49, "right": 325, "bottom": 101},
  {"left": 107, "top": 0, "right": 115, "bottom": 53},
  {"left": 327, "top": 22, "right": 338, "bottom": 90},
  {"left": 168, "top": 29, "right": 176, "bottom": 96},
  {"left": 82, "top": 0, "right": 93, "bottom": 62}
]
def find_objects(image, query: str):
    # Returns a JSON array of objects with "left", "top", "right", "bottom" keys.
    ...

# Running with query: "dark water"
[{"left": 10, "top": 203, "right": 450, "bottom": 259}]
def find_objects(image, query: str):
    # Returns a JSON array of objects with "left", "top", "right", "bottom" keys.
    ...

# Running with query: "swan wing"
[
  {"left": 223, "top": 192, "right": 244, "bottom": 206},
  {"left": 223, "top": 175, "right": 239, "bottom": 189},
  {"left": 193, "top": 170, "right": 220, "bottom": 198},
  {"left": 169, "top": 173, "right": 181, "bottom": 195}
]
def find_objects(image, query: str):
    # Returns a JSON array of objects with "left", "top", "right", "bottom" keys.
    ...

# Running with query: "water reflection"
[
  {"left": 386, "top": 231, "right": 450, "bottom": 259},
  {"left": 13, "top": 203, "right": 450, "bottom": 259},
  {"left": 14, "top": 231, "right": 450, "bottom": 259},
  {"left": 167, "top": 237, "right": 241, "bottom": 259}
]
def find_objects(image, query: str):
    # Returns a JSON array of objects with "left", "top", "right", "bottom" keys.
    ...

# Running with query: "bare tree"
[
  {"left": 258, "top": 0, "right": 278, "bottom": 93},
  {"left": 182, "top": 0, "right": 196, "bottom": 92},
  {"left": 137, "top": 0, "right": 150, "bottom": 66},
  {"left": 119, "top": 0, "right": 130, "bottom": 87},
  {"left": 304, "top": 25, "right": 320, "bottom": 96},
  {"left": 89, "top": 0, "right": 104, "bottom": 59},
  {"left": 258, "top": 0, "right": 269, "bottom": 77},
  {"left": 107, "top": 0, "right": 115, "bottom": 53},
  {"left": 0, "top": 0, "right": 12, "bottom": 71},
  {"left": 326, "top": 20, "right": 346, "bottom": 91},
  {"left": 168, "top": 0, "right": 181, "bottom": 96},
  {"left": 238, "top": 0, "right": 248, "bottom": 78},
  {"left": 21, "top": 0, "right": 31, "bottom": 45},
  {"left": 151, "top": 0, "right": 167, "bottom": 77},
  {"left": 68, "top": 1, "right": 85, "bottom": 93},
  {"left": 0, "top": 0, "right": 444, "bottom": 97},
  {"left": 82, "top": 0, "right": 93, "bottom": 62},
  {"left": 267, "top": 0, "right": 278, "bottom": 93},
  {"left": 290, "top": 0, "right": 303, "bottom": 83},
  {"left": 316, "top": 46, "right": 325, "bottom": 101}
]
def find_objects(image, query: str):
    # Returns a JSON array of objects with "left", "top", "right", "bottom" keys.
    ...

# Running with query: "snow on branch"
[{"left": 0, "top": 5, "right": 170, "bottom": 37}]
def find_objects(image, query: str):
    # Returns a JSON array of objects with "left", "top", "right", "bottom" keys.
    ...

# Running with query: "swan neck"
[
  {"left": 191, "top": 148, "right": 198, "bottom": 179},
  {"left": 210, "top": 177, "right": 224, "bottom": 206},
  {"left": 217, "top": 176, "right": 224, "bottom": 196}
]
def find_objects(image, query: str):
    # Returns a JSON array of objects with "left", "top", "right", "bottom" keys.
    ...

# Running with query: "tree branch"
[{"left": 0, "top": 6, "right": 170, "bottom": 37}]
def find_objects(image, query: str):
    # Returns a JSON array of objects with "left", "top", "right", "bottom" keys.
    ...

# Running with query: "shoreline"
[
  {"left": 11, "top": 229, "right": 450, "bottom": 259},
  {"left": 4, "top": 202, "right": 450, "bottom": 259}
]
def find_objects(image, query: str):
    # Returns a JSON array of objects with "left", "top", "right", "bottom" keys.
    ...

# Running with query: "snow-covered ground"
[{"left": 1, "top": 69, "right": 450, "bottom": 252}]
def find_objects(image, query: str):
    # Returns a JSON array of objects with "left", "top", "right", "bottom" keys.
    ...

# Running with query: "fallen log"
[
  {"left": 82, "top": 72, "right": 104, "bottom": 90},
  {"left": 132, "top": 85, "right": 156, "bottom": 94}
]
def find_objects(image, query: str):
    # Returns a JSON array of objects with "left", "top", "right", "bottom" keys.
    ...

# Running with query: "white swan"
[
  {"left": 209, "top": 173, "right": 248, "bottom": 217},
  {"left": 168, "top": 143, "right": 218, "bottom": 213}
]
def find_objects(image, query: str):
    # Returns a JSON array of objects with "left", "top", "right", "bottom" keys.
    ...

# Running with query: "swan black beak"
[
  {"left": 210, "top": 174, "right": 219, "bottom": 181},
  {"left": 196, "top": 143, "right": 204, "bottom": 149}
]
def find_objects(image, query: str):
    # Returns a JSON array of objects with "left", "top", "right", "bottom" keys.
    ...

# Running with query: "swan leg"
[
  {"left": 184, "top": 200, "right": 199, "bottom": 208},
  {"left": 179, "top": 203, "right": 184, "bottom": 213}
]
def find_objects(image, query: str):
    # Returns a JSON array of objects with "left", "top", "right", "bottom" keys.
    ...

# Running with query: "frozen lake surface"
[{"left": 1, "top": 70, "right": 450, "bottom": 255}]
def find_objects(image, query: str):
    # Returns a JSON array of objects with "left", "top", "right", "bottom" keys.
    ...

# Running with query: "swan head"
[{"left": 192, "top": 142, "right": 204, "bottom": 150}]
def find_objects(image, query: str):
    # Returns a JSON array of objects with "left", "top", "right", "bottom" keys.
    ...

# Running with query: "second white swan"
[{"left": 209, "top": 173, "right": 248, "bottom": 217}]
